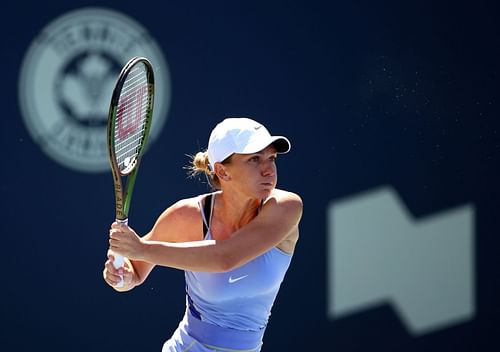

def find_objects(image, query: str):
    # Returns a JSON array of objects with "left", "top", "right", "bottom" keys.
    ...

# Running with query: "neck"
[{"left": 214, "top": 190, "right": 262, "bottom": 230}]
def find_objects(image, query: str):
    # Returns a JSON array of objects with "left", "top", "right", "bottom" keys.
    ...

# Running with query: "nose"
[{"left": 261, "top": 160, "right": 276, "bottom": 177}]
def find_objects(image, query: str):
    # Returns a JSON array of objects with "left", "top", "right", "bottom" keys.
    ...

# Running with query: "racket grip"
[
  {"left": 112, "top": 253, "right": 125, "bottom": 288},
  {"left": 112, "top": 218, "right": 129, "bottom": 288}
]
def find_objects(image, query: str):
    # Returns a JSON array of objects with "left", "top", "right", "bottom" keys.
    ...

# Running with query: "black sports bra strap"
[{"left": 202, "top": 194, "right": 213, "bottom": 236}]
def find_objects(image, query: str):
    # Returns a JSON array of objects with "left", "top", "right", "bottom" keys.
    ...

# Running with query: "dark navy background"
[{"left": 1, "top": 1, "right": 499, "bottom": 351}]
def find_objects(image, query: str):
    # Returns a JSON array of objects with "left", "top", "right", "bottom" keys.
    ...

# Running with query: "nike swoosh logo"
[
  {"left": 228, "top": 275, "right": 248, "bottom": 283},
  {"left": 254, "top": 125, "right": 262, "bottom": 130}
]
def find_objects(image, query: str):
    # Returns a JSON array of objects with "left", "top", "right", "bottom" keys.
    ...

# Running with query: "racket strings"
[{"left": 114, "top": 63, "right": 151, "bottom": 172}]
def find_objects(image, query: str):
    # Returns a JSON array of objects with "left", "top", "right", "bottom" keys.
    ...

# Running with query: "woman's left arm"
[
  {"left": 217, "top": 191, "right": 302, "bottom": 270},
  {"left": 109, "top": 191, "right": 303, "bottom": 272}
]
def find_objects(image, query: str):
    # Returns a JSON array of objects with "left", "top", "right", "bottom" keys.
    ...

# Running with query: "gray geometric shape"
[{"left": 327, "top": 186, "right": 475, "bottom": 336}]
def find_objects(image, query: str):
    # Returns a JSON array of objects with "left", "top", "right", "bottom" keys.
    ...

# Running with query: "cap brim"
[
  {"left": 271, "top": 136, "right": 291, "bottom": 154},
  {"left": 239, "top": 136, "right": 291, "bottom": 155}
]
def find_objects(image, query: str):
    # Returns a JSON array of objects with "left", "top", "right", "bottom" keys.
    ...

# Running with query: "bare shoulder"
[
  {"left": 264, "top": 189, "right": 303, "bottom": 219},
  {"left": 148, "top": 194, "right": 206, "bottom": 242},
  {"left": 263, "top": 189, "right": 302, "bottom": 254},
  {"left": 271, "top": 189, "right": 302, "bottom": 203},
  {"left": 161, "top": 195, "right": 203, "bottom": 221}
]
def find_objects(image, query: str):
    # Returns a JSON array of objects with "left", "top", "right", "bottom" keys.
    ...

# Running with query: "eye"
[
  {"left": 269, "top": 155, "right": 277, "bottom": 162},
  {"left": 248, "top": 155, "right": 260, "bottom": 163}
]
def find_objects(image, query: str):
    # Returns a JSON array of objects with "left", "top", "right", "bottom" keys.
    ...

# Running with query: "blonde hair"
[{"left": 187, "top": 150, "right": 221, "bottom": 190}]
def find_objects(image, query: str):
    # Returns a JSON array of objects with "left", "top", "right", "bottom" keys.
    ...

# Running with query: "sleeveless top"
[{"left": 184, "top": 193, "right": 293, "bottom": 331}]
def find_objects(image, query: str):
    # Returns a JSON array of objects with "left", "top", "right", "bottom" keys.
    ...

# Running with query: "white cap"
[{"left": 207, "top": 117, "right": 291, "bottom": 168}]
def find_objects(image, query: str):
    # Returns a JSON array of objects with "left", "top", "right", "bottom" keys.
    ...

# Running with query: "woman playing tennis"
[{"left": 104, "top": 117, "right": 303, "bottom": 352}]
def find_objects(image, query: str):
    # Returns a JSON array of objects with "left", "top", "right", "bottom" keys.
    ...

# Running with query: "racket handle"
[{"left": 112, "top": 218, "right": 129, "bottom": 288}]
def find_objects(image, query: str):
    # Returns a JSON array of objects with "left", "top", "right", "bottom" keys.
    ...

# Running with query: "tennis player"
[{"left": 104, "top": 117, "right": 302, "bottom": 352}]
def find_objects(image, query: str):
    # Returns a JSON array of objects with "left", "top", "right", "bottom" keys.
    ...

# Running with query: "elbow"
[
  {"left": 213, "top": 246, "right": 238, "bottom": 272},
  {"left": 216, "top": 254, "right": 235, "bottom": 272}
]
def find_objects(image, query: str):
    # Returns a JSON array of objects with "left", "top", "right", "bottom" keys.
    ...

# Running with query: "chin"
[{"left": 257, "top": 186, "right": 274, "bottom": 199}]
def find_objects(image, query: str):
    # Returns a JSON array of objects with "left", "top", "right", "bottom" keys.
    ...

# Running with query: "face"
[{"left": 216, "top": 145, "right": 278, "bottom": 199}]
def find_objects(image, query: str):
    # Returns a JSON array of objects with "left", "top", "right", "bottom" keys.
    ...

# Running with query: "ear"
[{"left": 214, "top": 163, "right": 231, "bottom": 181}]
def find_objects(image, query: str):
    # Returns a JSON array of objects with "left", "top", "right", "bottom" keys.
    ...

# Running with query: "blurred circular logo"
[{"left": 18, "top": 7, "right": 171, "bottom": 172}]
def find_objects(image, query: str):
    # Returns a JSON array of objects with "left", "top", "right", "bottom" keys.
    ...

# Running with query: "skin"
[{"left": 104, "top": 144, "right": 302, "bottom": 292}]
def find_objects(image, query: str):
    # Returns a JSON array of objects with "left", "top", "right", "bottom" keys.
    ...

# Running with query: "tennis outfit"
[{"left": 162, "top": 193, "right": 293, "bottom": 352}]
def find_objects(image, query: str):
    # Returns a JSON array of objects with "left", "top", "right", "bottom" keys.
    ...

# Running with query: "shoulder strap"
[{"left": 202, "top": 194, "right": 213, "bottom": 236}]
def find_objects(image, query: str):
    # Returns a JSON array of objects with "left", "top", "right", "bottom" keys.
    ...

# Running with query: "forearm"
[{"left": 140, "top": 239, "right": 231, "bottom": 272}]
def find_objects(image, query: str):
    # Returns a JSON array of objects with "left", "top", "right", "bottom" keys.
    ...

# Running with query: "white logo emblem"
[
  {"left": 228, "top": 275, "right": 248, "bottom": 283},
  {"left": 18, "top": 7, "right": 171, "bottom": 173}
]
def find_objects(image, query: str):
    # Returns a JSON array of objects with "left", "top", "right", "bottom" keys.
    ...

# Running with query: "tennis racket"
[{"left": 107, "top": 56, "right": 155, "bottom": 287}]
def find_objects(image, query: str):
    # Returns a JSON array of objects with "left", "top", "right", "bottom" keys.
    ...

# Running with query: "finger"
[
  {"left": 108, "top": 241, "right": 119, "bottom": 253},
  {"left": 109, "top": 236, "right": 120, "bottom": 245},
  {"left": 103, "top": 267, "right": 122, "bottom": 286},
  {"left": 103, "top": 266, "right": 113, "bottom": 280},
  {"left": 109, "top": 244, "right": 125, "bottom": 258},
  {"left": 105, "top": 259, "right": 120, "bottom": 272},
  {"left": 109, "top": 229, "right": 122, "bottom": 238},
  {"left": 112, "top": 222, "right": 128, "bottom": 230}
]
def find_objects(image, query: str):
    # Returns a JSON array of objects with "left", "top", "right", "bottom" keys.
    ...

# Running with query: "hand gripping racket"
[{"left": 107, "top": 57, "right": 155, "bottom": 287}]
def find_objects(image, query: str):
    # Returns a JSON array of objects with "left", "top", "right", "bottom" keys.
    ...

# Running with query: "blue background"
[{"left": 1, "top": 1, "right": 499, "bottom": 351}]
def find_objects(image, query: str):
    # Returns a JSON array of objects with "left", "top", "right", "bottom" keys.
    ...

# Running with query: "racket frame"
[
  {"left": 107, "top": 56, "right": 155, "bottom": 222},
  {"left": 106, "top": 57, "right": 155, "bottom": 287}
]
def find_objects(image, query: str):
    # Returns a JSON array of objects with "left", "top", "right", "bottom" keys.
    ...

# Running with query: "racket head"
[
  {"left": 107, "top": 56, "right": 155, "bottom": 176},
  {"left": 107, "top": 57, "right": 155, "bottom": 220}
]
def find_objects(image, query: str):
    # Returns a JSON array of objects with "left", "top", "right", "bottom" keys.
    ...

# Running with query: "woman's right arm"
[{"left": 103, "top": 196, "right": 204, "bottom": 292}]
